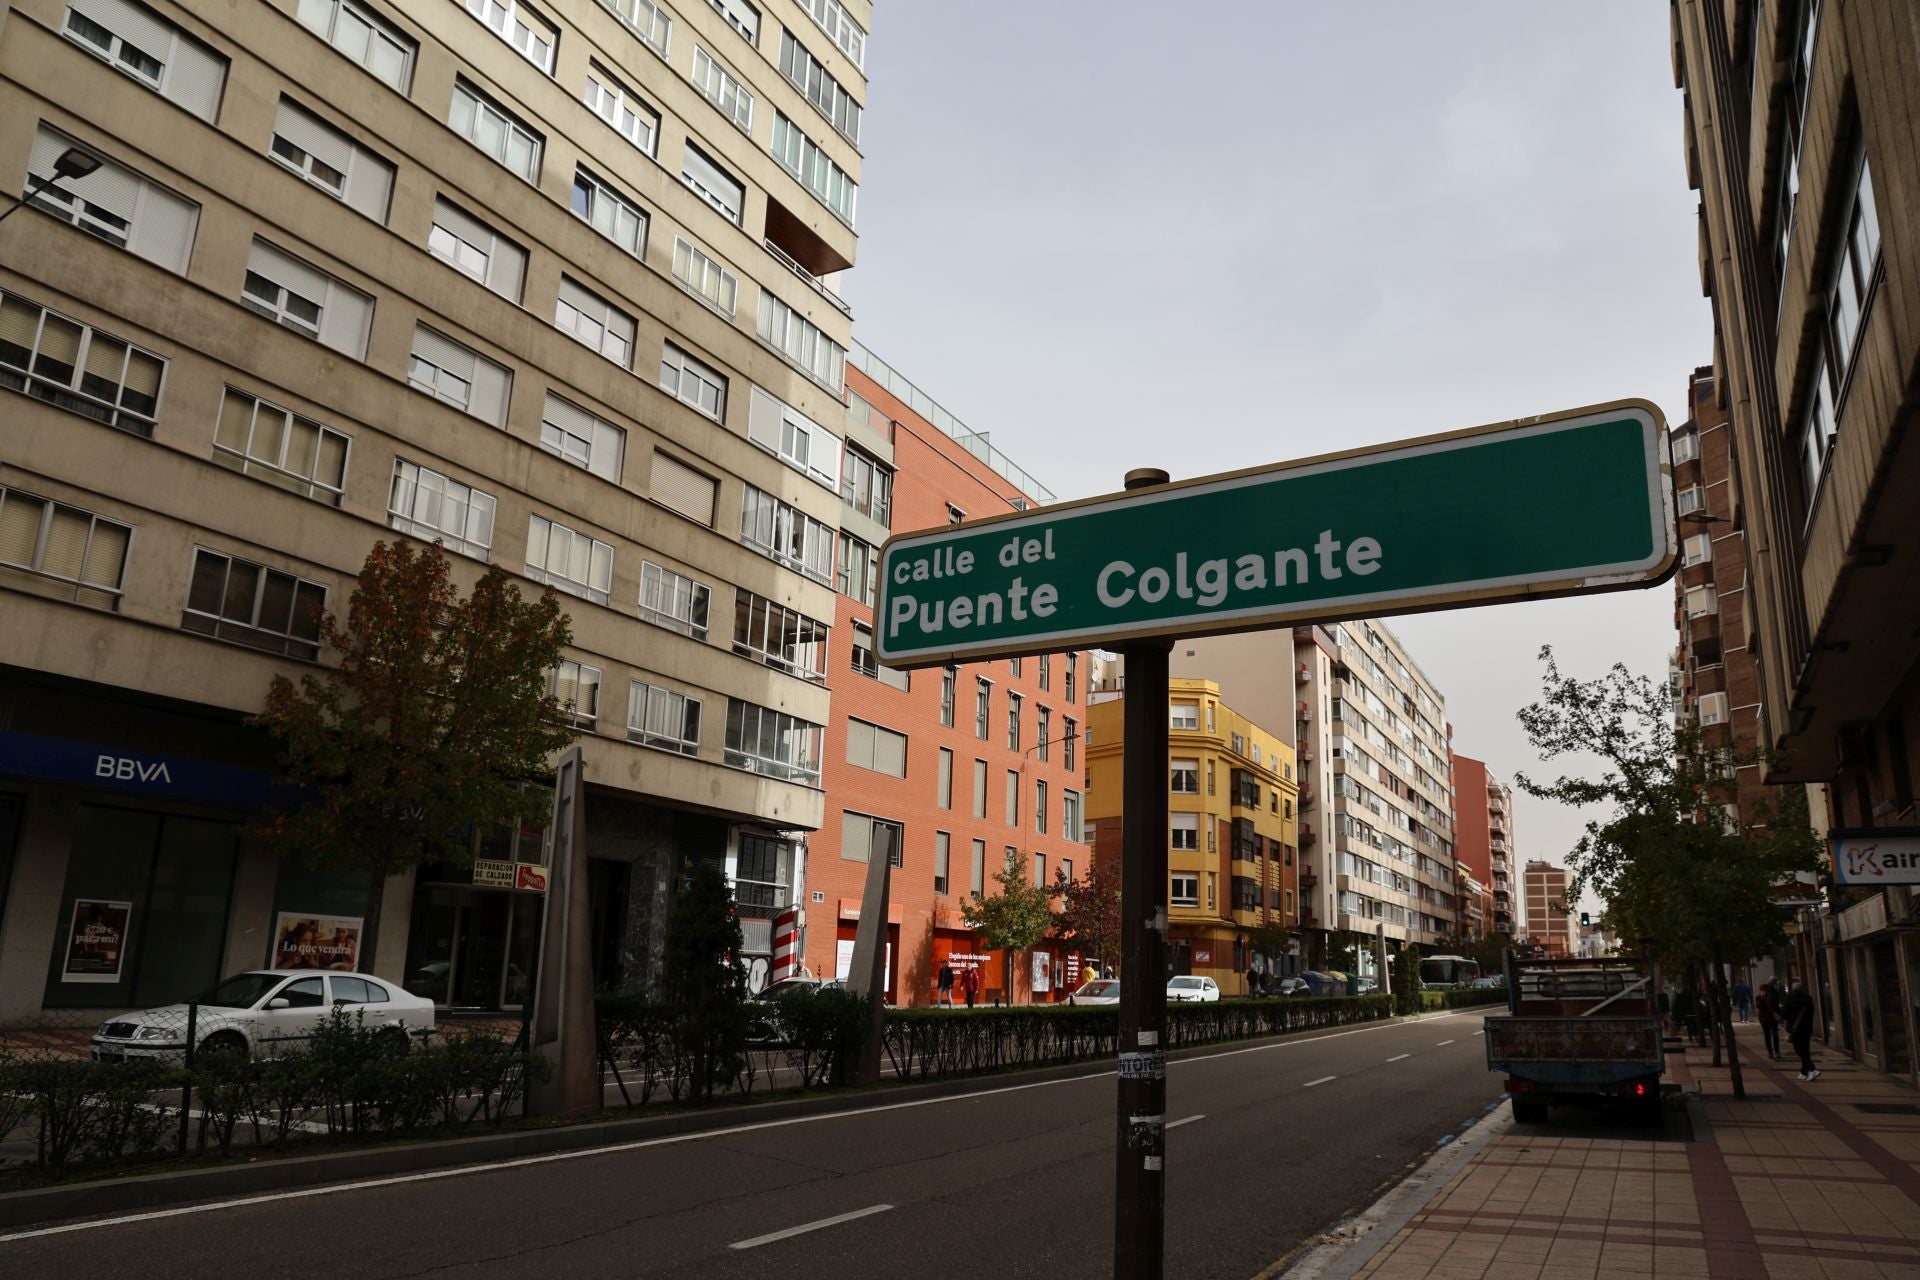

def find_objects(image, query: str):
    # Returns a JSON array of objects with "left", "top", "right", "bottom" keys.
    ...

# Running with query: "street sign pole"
[{"left": 1116, "top": 469, "right": 1171, "bottom": 1280}]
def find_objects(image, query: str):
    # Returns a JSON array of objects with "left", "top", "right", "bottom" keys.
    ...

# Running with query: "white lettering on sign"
[{"left": 95, "top": 755, "right": 173, "bottom": 784}]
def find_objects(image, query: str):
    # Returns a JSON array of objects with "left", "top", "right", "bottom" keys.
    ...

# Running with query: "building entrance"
[{"left": 404, "top": 885, "right": 541, "bottom": 1011}]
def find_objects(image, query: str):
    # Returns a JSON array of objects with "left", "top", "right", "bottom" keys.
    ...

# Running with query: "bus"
[{"left": 1419, "top": 955, "right": 1481, "bottom": 989}]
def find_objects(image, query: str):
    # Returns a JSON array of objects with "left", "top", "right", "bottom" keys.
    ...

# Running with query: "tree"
[
  {"left": 963, "top": 850, "right": 1054, "bottom": 1004},
  {"left": 1514, "top": 647, "right": 1821, "bottom": 1095},
  {"left": 1051, "top": 857, "right": 1121, "bottom": 977},
  {"left": 1245, "top": 922, "right": 1294, "bottom": 980},
  {"left": 253, "top": 541, "right": 575, "bottom": 964},
  {"left": 662, "top": 861, "right": 749, "bottom": 1103}
]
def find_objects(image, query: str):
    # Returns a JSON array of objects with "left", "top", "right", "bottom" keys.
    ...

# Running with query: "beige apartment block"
[{"left": 0, "top": 0, "right": 870, "bottom": 1019}]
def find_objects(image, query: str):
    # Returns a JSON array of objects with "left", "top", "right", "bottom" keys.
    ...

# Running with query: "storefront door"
[
  {"left": 1873, "top": 939, "right": 1911, "bottom": 1075},
  {"left": 404, "top": 886, "right": 541, "bottom": 1011}
]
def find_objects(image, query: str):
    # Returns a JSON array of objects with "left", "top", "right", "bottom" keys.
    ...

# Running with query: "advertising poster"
[
  {"left": 271, "top": 913, "right": 364, "bottom": 971},
  {"left": 61, "top": 899, "right": 132, "bottom": 983},
  {"left": 1032, "top": 950, "right": 1052, "bottom": 993}
]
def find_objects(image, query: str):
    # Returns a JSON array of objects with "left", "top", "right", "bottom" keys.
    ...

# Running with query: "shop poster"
[
  {"left": 61, "top": 899, "right": 132, "bottom": 983},
  {"left": 271, "top": 913, "right": 365, "bottom": 971}
]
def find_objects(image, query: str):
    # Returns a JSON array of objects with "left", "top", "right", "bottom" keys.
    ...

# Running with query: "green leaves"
[
  {"left": 1050, "top": 857, "right": 1121, "bottom": 969},
  {"left": 964, "top": 849, "right": 1054, "bottom": 954}
]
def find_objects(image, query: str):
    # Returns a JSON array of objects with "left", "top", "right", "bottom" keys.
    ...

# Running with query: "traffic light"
[{"left": 1580, "top": 911, "right": 1592, "bottom": 927}]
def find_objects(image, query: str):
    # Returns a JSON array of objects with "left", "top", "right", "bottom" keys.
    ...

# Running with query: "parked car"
[
  {"left": 746, "top": 976, "right": 853, "bottom": 1044},
  {"left": 1167, "top": 976, "right": 1220, "bottom": 1003},
  {"left": 1069, "top": 978, "right": 1121, "bottom": 1005},
  {"left": 1355, "top": 977, "right": 1379, "bottom": 994},
  {"left": 90, "top": 970, "right": 436, "bottom": 1064},
  {"left": 1471, "top": 975, "right": 1507, "bottom": 990},
  {"left": 1275, "top": 976, "right": 1313, "bottom": 997},
  {"left": 1298, "top": 970, "right": 1344, "bottom": 996}
]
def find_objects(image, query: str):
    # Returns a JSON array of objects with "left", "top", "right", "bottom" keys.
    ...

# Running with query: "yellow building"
[{"left": 1087, "top": 679, "right": 1300, "bottom": 993}]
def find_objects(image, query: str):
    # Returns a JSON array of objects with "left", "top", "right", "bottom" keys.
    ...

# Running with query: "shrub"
[{"left": 778, "top": 988, "right": 869, "bottom": 1089}]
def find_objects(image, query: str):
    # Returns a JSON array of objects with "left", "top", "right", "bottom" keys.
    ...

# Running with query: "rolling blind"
[{"left": 649, "top": 452, "right": 716, "bottom": 524}]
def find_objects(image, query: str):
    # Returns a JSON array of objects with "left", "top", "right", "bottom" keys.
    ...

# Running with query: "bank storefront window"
[{"left": 42, "top": 804, "right": 238, "bottom": 1008}]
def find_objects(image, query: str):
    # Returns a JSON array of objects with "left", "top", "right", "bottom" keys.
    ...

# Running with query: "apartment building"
[
  {"left": 1085, "top": 679, "right": 1298, "bottom": 992},
  {"left": 0, "top": 0, "right": 871, "bottom": 1019},
  {"left": 1673, "top": 0, "right": 1920, "bottom": 1079},
  {"left": 1452, "top": 754, "right": 1514, "bottom": 940},
  {"left": 802, "top": 346, "right": 1091, "bottom": 1006},
  {"left": 1523, "top": 861, "right": 1571, "bottom": 957}
]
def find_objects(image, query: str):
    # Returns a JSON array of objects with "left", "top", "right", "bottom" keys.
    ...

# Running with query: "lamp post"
[{"left": 0, "top": 147, "right": 105, "bottom": 226}]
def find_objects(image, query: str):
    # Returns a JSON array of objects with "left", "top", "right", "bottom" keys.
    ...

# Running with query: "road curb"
[{"left": 0, "top": 1007, "right": 1477, "bottom": 1231}]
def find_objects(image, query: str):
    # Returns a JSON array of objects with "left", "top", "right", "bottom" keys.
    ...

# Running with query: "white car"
[
  {"left": 1070, "top": 979, "right": 1121, "bottom": 1005},
  {"left": 90, "top": 970, "right": 436, "bottom": 1063},
  {"left": 1168, "top": 976, "right": 1221, "bottom": 1003}
]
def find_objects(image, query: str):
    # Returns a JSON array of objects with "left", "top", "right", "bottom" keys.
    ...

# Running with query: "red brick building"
[
  {"left": 800, "top": 348, "right": 1090, "bottom": 1005},
  {"left": 1450, "top": 754, "right": 1511, "bottom": 941}
]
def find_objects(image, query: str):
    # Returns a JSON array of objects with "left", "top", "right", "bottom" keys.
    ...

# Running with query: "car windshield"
[
  {"left": 1080, "top": 980, "right": 1118, "bottom": 996},
  {"left": 196, "top": 972, "right": 285, "bottom": 1009},
  {"left": 1169, "top": 978, "right": 1204, "bottom": 989}
]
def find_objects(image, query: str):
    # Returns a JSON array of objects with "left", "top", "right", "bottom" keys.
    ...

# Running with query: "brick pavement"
[{"left": 1341, "top": 1040, "right": 1920, "bottom": 1280}]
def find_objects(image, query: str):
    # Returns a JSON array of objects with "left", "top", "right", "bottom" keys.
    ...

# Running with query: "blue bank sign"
[{"left": 0, "top": 731, "right": 274, "bottom": 808}]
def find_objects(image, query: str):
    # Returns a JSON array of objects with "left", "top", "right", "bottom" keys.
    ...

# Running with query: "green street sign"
[{"left": 876, "top": 401, "right": 1675, "bottom": 668}]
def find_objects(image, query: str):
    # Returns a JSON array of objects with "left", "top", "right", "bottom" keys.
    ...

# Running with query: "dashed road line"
[
  {"left": 1436, "top": 1039, "right": 1456, "bottom": 1046},
  {"left": 1303, "top": 1075, "right": 1337, "bottom": 1088},
  {"left": 1386, "top": 1053, "right": 1411, "bottom": 1062},
  {"left": 730, "top": 1205, "right": 893, "bottom": 1250},
  {"left": 1165, "top": 1114, "right": 1205, "bottom": 1130}
]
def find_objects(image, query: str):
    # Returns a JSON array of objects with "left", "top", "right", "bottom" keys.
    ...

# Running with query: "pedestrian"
[
  {"left": 937, "top": 962, "right": 956, "bottom": 1008},
  {"left": 962, "top": 964, "right": 980, "bottom": 1009},
  {"left": 1732, "top": 975, "right": 1753, "bottom": 1023},
  {"left": 1783, "top": 980, "right": 1819, "bottom": 1081},
  {"left": 1757, "top": 980, "right": 1783, "bottom": 1059},
  {"left": 1247, "top": 963, "right": 1261, "bottom": 998}
]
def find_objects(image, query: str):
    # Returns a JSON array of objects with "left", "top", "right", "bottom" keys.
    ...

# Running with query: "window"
[
  {"left": 640, "top": 560, "right": 710, "bottom": 638},
  {"left": 934, "top": 831, "right": 950, "bottom": 894},
  {"left": 1005, "top": 769, "right": 1019, "bottom": 826},
  {"left": 970, "top": 839, "right": 987, "bottom": 895},
  {"left": 849, "top": 621, "right": 906, "bottom": 689},
  {"left": 1671, "top": 430, "right": 1698, "bottom": 465},
  {"left": 841, "top": 447, "right": 892, "bottom": 526},
  {"left": 691, "top": 46, "right": 753, "bottom": 131},
  {"left": 778, "top": 29, "right": 860, "bottom": 143},
  {"left": 846, "top": 719, "right": 907, "bottom": 778},
  {"left": 705, "top": 0, "right": 757, "bottom": 41},
  {"left": 389, "top": 460, "right": 494, "bottom": 560},
  {"left": 1682, "top": 533, "right": 1712, "bottom": 567},
  {"left": 269, "top": 99, "right": 392, "bottom": 221},
  {"left": 1007, "top": 692, "right": 1022, "bottom": 751},
  {"left": 1039, "top": 654, "right": 1051, "bottom": 693},
  {"left": 836, "top": 534, "right": 876, "bottom": 605},
  {"left": 1825, "top": 154, "right": 1882, "bottom": 386},
  {"left": 295, "top": 0, "right": 415, "bottom": 91},
  {"left": 797, "top": 0, "right": 864, "bottom": 68},
  {"left": 1036, "top": 780, "right": 1048, "bottom": 834},
  {"left": 0, "top": 290, "right": 164, "bottom": 436},
  {"left": 940, "top": 667, "right": 956, "bottom": 726},
  {"left": 569, "top": 168, "right": 648, "bottom": 259},
  {"left": 182, "top": 548, "right": 326, "bottom": 660},
  {"left": 242, "top": 240, "right": 371, "bottom": 358},
  {"left": 62, "top": 0, "right": 227, "bottom": 119},
  {"left": 1684, "top": 585, "right": 1717, "bottom": 618},
  {"left": 1676, "top": 485, "right": 1705, "bottom": 517},
  {"left": 1010, "top": 657, "right": 1022, "bottom": 677},
  {"left": 555, "top": 277, "right": 634, "bottom": 367},
  {"left": 431, "top": 198, "right": 528, "bottom": 299},
  {"left": 584, "top": 62, "right": 658, "bottom": 153},
  {"left": 525, "top": 514, "right": 612, "bottom": 603},
  {"left": 724, "top": 699, "right": 824, "bottom": 785},
  {"left": 1797, "top": 346, "right": 1837, "bottom": 505},
  {"left": 0, "top": 487, "right": 131, "bottom": 610},
  {"left": 1033, "top": 850, "right": 1046, "bottom": 884},
  {"left": 937, "top": 748, "right": 953, "bottom": 810},
  {"left": 1171, "top": 874, "right": 1199, "bottom": 907},
  {"left": 1037, "top": 707, "right": 1051, "bottom": 763},
  {"left": 1063, "top": 718, "right": 1077, "bottom": 771},
  {"left": 24, "top": 128, "right": 198, "bottom": 274},
  {"left": 551, "top": 659, "right": 601, "bottom": 728},
  {"left": 947, "top": 503, "right": 967, "bottom": 525},
  {"left": 1171, "top": 758, "right": 1199, "bottom": 794},
  {"left": 739, "top": 486, "right": 833, "bottom": 583},
  {"left": 733, "top": 589, "right": 827, "bottom": 679},
  {"left": 842, "top": 813, "right": 903, "bottom": 866},
  {"left": 213, "top": 388, "right": 348, "bottom": 504},
  {"left": 660, "top": 342, "right": 727, "bottom": 419},
  {"left": 540, "top": 394, "right": 625, "bottom": 482},
  {"left": 464, "top": 0, "right": 556, "bottom": 72},
  {"left": 976, "top": 678, "right": 991, "bottom": 739},
  {"left": 972, "top": 759, "right": 987, "bottom": 819},
  {"left": 648, "top": 451, "right": 717, "bottom": 525},
  {"left": 1066, "top": 653, "right": 1077, "bottom": 703},
  {"left": 450, "top": 78, "right": 542, "bottom": 182},
  {"left": 1062, "top": 791, "right": 1083, "bottom": 843},
  {"left": 1170, "top": 701, "right": 1199, "bottom": 730},
  {"left": 681, "top": 142, "right": 743, "bottom": 224},
  {"left": 410, "top": 326, "right": 512, "bottom": 426},
  {"left": 627, "top": 680, "right": 701, "bottom": 755},
  {"left": 757, "top": 290, "right": 846, "bottom": 392},
  {"left": 747, "top": 386, "right": 841, "bottom": 490},
  {"left": 1171, "top": 813, "right": 1198, "bottom": 851},
  {"left": 600, "top": 0, "right": 670, "bottom": 57},
  {"left": 771, "top": 114, "right": 857, "bottom": 227},
  {"left": 1697, "top": 692, "right": 1729, "bottom": 726},
  {"left": 670, "top": 237, "right": 739, "bottom": 316}
]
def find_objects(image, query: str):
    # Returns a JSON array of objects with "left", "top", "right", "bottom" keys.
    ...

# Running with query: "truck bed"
[{"left": 1485, "top": 1014, "right": 1664, "bottom": 1087}]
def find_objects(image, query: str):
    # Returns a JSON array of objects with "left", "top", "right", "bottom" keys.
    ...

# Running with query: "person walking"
[
  {"left": 1732, "top": 975, "right": 1754, "bottom": 1023},
  {"left": 937, "top": 962, "right": 956, "bottom": 1008},
  {"left": 1784, "top": 981, "right": 1820, "bottom": 1081},
  {"left": 1757, "top": 980, "right": 1783, "bottom": 1059},
  {"left": 962, "top": 964, "right": 981, "bottom": 1009}
]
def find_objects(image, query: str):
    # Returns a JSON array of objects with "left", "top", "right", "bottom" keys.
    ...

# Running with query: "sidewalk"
[{"left": 1332, "top": 1041, "right": 1920, "bottom": 1280}]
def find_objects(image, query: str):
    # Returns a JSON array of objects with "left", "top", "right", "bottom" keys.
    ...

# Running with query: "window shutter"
[
  {"left": 842, "top": 813, "right": 872, "bottom": 863},
  {"left": 844, "top": 719, "right": 874, "bottom": 768},
  {"left": 0, "top": 492, "right": 44, "bottom": 566},
  {"left": 469, "top": 356, "right": 512, "bottom": 427},
  {"left": 249, "top": 241, "right": 329, "bottom": 303},
  {"left": 274, "top": 100, "right": 354, "bottom": 182},
  {"left": 40, "top": 507, "right": 91, "bottom": 580},
  {"left": 746, "top": 385, "right": 784, "bottom": 453},
  {"left": 874, "top": 727, "right": 906, "bottom": 778},
  {"left": 162, "top": 33, "right": 226, "bottom": 122},
  {"left": 649, "top": 452, "right": 716, "bottom": 525},
  {"left": 433, "top": 198, "right": 492, "bottom": 249},
  {"left": 71, "top": 0, "right": 169, "bottom": 56},
  {"left": 413, "top": 326, "right": 477, "bottom": 380},
  {"left": 344, "top": 152, "right": 394, "bottom": 224},
  {"left": 32, "top": 129, "right": 139, "bottom": 221},
  {"left": 589, "top": 417, "right": 625, "bottom": 482},
  {"left": 557, "top": 277, "right": 600, "bottom": 319},
  {"left": 317, "top": 280, "right": 371, "bottom": 359},
  {"left": 809, "top": 426, "right": 841, "bottom": 490},
  {"left": 485, "top": 236, "right": 525, "bottom": 301},
  {"left": 128, "top": 184, "right": 199, "bottom": 274}
]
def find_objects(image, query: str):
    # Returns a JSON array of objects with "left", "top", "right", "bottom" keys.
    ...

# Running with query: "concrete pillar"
[{"left": 0, "top": 787, "right": 74, "bottom": 1021}]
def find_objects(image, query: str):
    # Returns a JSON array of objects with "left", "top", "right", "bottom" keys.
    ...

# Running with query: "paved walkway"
[{"left": 1344, "top": 1040, "right": 1920, "bottom": 1280}]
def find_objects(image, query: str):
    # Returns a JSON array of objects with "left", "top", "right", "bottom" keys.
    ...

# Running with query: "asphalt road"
[{"left": 1, "top": 1010, "right": 1508, "bottom": 1279}]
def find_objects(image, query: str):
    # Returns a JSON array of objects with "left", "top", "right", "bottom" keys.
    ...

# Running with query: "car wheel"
[
  {"left": 198, "top": 1032, "right": 249, "bottom": 1063},
  {"left": 1512, "top": 1098, "right": 1549, "bottom": 1124}
]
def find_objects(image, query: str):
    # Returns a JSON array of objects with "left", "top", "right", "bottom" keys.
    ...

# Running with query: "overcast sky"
[{"left": 845, "top": 2, "right": 1699, "bottom": 917}]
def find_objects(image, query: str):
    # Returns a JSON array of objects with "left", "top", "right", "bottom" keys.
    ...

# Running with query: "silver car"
[
  {"left": 1070, "top": 978, "right": 1121, "bottom": 1005},
  {"left": 90, "top": 970, "right": 436, "bottom": 1063}
]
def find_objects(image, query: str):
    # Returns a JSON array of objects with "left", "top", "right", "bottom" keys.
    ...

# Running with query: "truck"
[{"left": 1483, "top": 955, "right": 1666, "bottom": 1125}]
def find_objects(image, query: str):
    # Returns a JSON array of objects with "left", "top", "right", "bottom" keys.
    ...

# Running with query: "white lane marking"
[
  {"left": 729, "top": 1204, "right": 891, "bottom": 1250},
  {"left": 1386, "top": 1054, "right": 1411, "bottom": 1063},
  {"left": 1437, "top": 1040, "right": 1456, "bottom": 1046},
  {"left": 0, "top": 1009, "right": 1472, "bottom": 1244},
  {"left": 1303, "top": 1076, "right": 1337, "bottom": 1088},
  {"left": 1165, "top": 1114, "right": 1205, "bottom": 1130},
  {"left": 1474, "top": 1031, "right": 1485, "bottom": 1037}
]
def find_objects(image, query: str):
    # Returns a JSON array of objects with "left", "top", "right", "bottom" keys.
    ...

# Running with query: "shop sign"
[
  {"left": 271, "top": 913, "right": 364, "bottom": 971},
  {"left": 1193, "top": 946, "right": 1213, "bottom": 966},
  {"left": 1838, "top": 895, "right": 1891, "bottom": 942},
  {"left": 60, "top": 899, "right": 132, "bottom": 984},
  {"left": 946, "top": 951, "right": 991, "bottom": 969},
  {"left": 1066, "top": 954, "right": 1082, "bottom": 985},
  {"left": 472, "top": 859, "right": 516, "bottom": 889},
  {"left": 1829, "top": 828, "right": 1920, "bottom": 886},
  {"left": 0, "top": 729, "right": 273, "bottom": 807},
  {"left": 514, "top": 863, "right": 548, "bottom": 892}
]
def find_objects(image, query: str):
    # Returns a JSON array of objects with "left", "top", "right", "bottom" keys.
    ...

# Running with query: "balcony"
[
  {"left": 763, "top": 237, "right": 851, "bottom": 317},
  {"left": 1296, "top": 700, "right": 1311, "bottom": 720},
  {"left": 1300, "top": 823, "right": 1315, "bottom": 847},
  {"left": 1296, "top": 662, "right": 1310, "bottom": 685},
  {"left": 1299, "top": 868, "right": 1318, "bottom": 889}
]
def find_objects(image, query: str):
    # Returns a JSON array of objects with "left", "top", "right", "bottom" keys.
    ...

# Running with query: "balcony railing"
[{"left": 763, "top": 238, "right": 852, "bottom": 317}]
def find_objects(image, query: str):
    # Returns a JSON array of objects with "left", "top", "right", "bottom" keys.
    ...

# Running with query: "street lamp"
[
  {"left": 0, "top": 147, "right": 105, "bottom": 226},
  {"left": 1678, "top": 511, "right": 1732, "bottom": 525}
]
